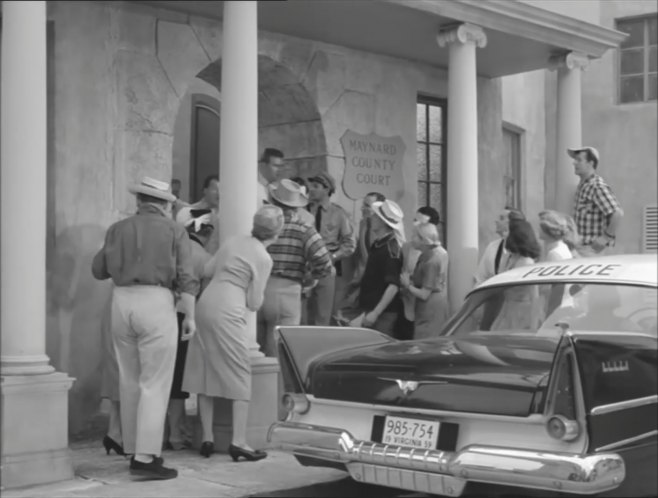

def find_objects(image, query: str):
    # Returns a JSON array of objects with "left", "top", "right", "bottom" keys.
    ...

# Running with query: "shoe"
[
  {"left": 200, "top": 441, "right": 214, "bottom": 458},
  {"left": 102, "top": 435, "right": 126, "bottom": 456},
  {"left": 228, "top": 444, "right": 267, "bottom": 462},
  {"left": 129, "top": 457, "right": 177, "bottom": 480}
]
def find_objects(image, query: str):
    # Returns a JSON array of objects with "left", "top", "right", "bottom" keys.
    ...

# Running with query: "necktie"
[{"left": 315, "top": 206, "right": 322, "bottom": 232}]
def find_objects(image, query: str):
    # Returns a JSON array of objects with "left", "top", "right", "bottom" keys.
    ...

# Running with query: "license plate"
[{"left": 381, "top": 416, "right": 440, "bottom": 450}]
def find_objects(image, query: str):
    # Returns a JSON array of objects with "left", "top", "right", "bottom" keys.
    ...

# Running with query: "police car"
[{"left": 268, "top": 254, "right": 657, "bottom": 497}]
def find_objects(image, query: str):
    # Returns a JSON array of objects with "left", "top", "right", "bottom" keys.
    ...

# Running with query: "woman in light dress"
[
  {"left": 400, "top": 221, "right": 449, "bottom": 340},
  {"left": 182, "top": 205, "right": 284, "bottom": 462},
  {"left": 491, "top": 219, "right": 542, "bottom": 331}
]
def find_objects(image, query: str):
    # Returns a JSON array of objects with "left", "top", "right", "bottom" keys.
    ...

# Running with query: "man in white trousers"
[{"left": 92, "top": 177, "right": 198, "bottom": 480}]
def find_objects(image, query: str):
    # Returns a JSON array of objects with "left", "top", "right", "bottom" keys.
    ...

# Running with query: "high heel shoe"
[
  {"left": 200, "top": 441, "right": 214, "bottom": 458},
  {"left": 228, "top": 444, "right": 267, "bottom": 462},
  {"left": 102, "top": 435, "right": 125, "bottom": 456}
]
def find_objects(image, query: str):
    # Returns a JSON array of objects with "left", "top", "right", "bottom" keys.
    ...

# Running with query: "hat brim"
[
  {"left": 129, "top": 184, "right": 176, "bottom": 202},
  {"left": 372, "top": 204, "right": 403, "bottom": 230},
  {"left": 268, "top": 183, "right": 309, "bottom": 208},
  {"left": 566, "top": 148, "right": 584, "bottom": 159}
]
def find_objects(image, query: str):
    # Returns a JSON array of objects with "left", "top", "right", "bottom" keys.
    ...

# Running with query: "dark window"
[
  {"left": 617, "top": 15, "right": 658, "bottom": 104},
  {"left": 416, "top": 97, "right": 447, "bottom": 243},
  {"left": 502, "top": 124, "right": 523, "bottom": 210},
  {"left": 189, "top": 94, "right": 220, "bottom": 201}
]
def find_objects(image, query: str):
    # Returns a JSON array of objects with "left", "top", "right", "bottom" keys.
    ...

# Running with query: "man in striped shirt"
[
  {"left": 569, "top": 146, "right": 623, "bottom": 257},
  {"left": 256, "top": 179, "right": 333, "bottom": 358}
]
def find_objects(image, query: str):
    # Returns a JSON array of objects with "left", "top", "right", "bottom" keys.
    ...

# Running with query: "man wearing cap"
[
  {"left": 359, "top": 199, "right": 405, "bottom": 336},
  {"left": 257, "top": 148, "right": 286, "bottom": 208},
  {"left": 306, "top": 172, "right": 356, "bottom": 326},
  {"left": 257, "top": 179, "right": 333, "bottom": 357},
  {"left": 568, "top": 146, "right": 623, "bottom": 257},
  {"left": 92, "top": 177, "right": 198, "bottom": 480}
]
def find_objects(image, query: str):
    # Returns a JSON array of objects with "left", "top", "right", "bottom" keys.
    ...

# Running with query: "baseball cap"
[{"left": 567, "top": 146, "right": 599, "bottom": 162}]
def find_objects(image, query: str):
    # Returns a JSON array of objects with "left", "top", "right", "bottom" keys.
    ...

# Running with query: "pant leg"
[
  {"left": 111, "top": 288, "right": 141, "bottom": 455},
  {"left": 309, "top": 273, "right": 336, "bottom": 326},
  {"left": 262, "top": 278, "right": 302, "bottom": 357},
  {"left": 129, "top": 288, "right": 178, "bottom": 457}
]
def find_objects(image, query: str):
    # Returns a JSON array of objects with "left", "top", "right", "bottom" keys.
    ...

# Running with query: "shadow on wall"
[{"left": 47, "top": 223, "right": 113, "bottom": 437}]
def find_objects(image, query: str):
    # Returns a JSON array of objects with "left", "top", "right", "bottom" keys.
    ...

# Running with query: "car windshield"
[{"left": 445, "top": 282, "right": 657, "bottom": 338}]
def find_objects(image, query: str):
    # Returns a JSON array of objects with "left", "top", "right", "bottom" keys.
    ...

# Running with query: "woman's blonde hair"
[
  {"left": 413, "top": 222, "right": 440, "bottom": 246},
  {"left": 539, "top": 209, "right": 569, "bottom": 240}
]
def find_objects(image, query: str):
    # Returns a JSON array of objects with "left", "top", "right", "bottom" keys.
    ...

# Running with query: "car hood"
[{"left": 308, "top": 334, "right": 560, "bottom": 416}]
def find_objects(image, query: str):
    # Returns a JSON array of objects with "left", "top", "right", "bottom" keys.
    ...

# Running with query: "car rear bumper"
[{"left": 268, "top": 421, "right": 625, "bottom": 496}]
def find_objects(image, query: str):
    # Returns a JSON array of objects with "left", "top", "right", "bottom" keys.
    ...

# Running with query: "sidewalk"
[{"left": 2, "top": 440, "right": 345, "bottom": 498}]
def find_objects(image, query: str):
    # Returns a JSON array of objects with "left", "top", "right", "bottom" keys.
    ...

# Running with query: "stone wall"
[{"left": 47, "top": 0, "right": 506, "bottom": 435}]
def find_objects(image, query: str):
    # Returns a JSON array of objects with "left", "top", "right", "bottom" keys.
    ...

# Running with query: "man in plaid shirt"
[
  {"left": 256, "top": 179, "right": 333, "bottom": 357},
  {"left": 568, "top": 146, "right": 624, "bottom": 257}
]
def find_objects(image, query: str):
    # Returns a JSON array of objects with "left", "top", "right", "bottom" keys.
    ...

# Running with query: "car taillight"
[
  {"left": 546, "top": 414, "right": 580, "bottom": 441},
  {"left": 282, "top": 393, "right": 310, "bottom": 414},
  {"left": 546, "top": 352, "right": 581, "bottom": 441}
]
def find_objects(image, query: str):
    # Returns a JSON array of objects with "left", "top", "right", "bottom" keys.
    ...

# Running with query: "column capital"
[
  {"left": 437, "top": 23, "right": 487, "bottom": 49},
  {"left": 549, "top": 51, "right": 590, "bottom": 72}
]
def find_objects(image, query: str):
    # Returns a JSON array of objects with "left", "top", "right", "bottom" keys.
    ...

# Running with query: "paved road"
[{"left": 248, "top": 477, "right": 567, "bottom": 498}]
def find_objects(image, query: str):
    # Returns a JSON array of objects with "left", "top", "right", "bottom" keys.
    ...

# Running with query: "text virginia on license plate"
[{"left": 381, "top": 416, "right": 440, "bottom": 450}]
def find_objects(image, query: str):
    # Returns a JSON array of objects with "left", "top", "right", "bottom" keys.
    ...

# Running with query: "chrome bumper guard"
[{"left": 268, "top": 421, "right": 625, "bottom": 496}]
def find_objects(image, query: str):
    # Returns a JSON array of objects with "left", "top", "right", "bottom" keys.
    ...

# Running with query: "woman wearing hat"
[
  {"left": 182, "top": 205, "right": 284, "bottom": 461},
  {"left": 358, "top": 199, "right": 405, "bottom": 336},
  {"left": 164, "top": 209, "right": 214, "bottom": 451}
]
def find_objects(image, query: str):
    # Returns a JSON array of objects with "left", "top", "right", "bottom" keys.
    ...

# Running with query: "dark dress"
[{"left": 169, "top": 235, "right": 212, "bottom": 399}]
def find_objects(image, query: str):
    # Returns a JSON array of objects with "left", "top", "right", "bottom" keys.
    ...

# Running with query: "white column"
[
  {"left": 1, "top": 1, "right": 54, "bottom": 375},
  {"left": 550, "top": 51, "right": 589, "bottom": 213},
  {"left": 218, "top": 1, "right": 261, "bottom": 356},
  {"left": 437, "top": 23, "right": 487, "bottom": 313}
]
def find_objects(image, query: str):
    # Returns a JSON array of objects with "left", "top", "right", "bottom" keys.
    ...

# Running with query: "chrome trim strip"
[
  {"left": 268, "top": 421, "right": 625, "bottom": 495},
  {"left": 306, "top": 395, "right": 549, "bottom": 424},
  {"left": 590, "top": 395, "right": 658, "bottom": 415},
  {"left": 596, "top": 430, "right": 658, "bottom": 452}
]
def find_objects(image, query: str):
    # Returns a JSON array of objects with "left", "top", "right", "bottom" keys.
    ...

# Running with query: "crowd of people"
[{"left": 91, "top": 144, "right": 622, "bottom": 480}]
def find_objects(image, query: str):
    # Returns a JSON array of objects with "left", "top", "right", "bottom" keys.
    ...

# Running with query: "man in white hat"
[
  {"left": 358, "top": 199, "right": 405, "bottom": 336},
  {"left": 568, "top": 146, "right": 623, "bottom": 256},
  {"left": 92, "top": 177, "right": 198, "bottom": 480},
  {"left": 257, "top": 179, "right": 333, "bottom": 357}
]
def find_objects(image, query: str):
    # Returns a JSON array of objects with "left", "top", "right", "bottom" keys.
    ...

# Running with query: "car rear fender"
[
  {"left": 568, "top": 331, "right": 658, "bottom": 452},
  {"left": 276, "top": 326, "right": 393, "bottom": 394}
]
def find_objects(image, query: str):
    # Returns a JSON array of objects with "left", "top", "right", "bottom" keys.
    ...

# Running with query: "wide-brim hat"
[
  {"left": 268, "top": 179, "right": 309, "bottom": 208},
  {"left": 371, "top": 200, "right": 404, "bottom": 230},
  {"left": 129, "top": 177, "right": 176, "bottom": 202},
  {"left": 567, "top": 146, "right": 599, "bottom": 162}
]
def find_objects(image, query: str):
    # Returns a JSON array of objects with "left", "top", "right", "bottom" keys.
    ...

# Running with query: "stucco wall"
[
  {"left": 545, "top": 1, "right": 657, "bottom": 255},
  {"left": 47, "top": 1, "right": 506, "bottom": 435},
  {"left": 500, "top": 70, "right": 547, "bottom": 236},
  {"left": 582, "top": 1, "right": 657, "bottom": 254}
]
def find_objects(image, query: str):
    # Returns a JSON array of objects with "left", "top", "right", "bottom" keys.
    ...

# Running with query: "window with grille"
[
  {"left": 416, "top": 96, "right": 447, "bottom": 243},
  {"left": 616, "top": 15, "right": 657, "bottom": 104},
  {"left": 502, "top": 124, "right": 523, "bottom": 210}
]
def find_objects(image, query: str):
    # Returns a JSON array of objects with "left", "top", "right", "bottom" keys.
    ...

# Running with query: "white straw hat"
[
  {"left": 128, "top": 177, "right": 176, "bottom": 202},
  {"left": 371, "top": 200, "right": 404, "bottom": 230}
]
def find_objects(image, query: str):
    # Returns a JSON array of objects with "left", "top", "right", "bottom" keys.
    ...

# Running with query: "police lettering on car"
[{"left": 522, "top": 263, "right": 622, "bottom": 279}]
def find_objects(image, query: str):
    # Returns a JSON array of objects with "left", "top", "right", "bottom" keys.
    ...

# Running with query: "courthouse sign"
[{"left": 340, "top": 131, "right": 405, "bottom": 200}]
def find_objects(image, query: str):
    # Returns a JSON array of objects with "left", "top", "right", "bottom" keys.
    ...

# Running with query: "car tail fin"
[{"left": 276, "top": 326, "right": 393, "bottom": 394}]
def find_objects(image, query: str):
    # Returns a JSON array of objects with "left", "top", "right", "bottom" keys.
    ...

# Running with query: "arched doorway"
[{"left": 172, "top": 55, "right": 327, "bottom": 204}]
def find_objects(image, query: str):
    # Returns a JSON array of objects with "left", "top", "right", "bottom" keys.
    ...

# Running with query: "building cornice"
[{"left": 385, "top": 0, "right": 628, "bottom": 58}]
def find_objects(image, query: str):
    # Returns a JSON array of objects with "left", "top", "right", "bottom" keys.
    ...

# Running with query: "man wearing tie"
[{"left": 306, "top": 172, "right": 356, "bottom": 326}]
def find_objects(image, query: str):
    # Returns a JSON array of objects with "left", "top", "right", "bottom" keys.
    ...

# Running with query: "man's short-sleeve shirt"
[
  {"left": 359, "top": 233, "right": 402, "bottom": 313},
  {"left": 574, "top": 174, "right": 621, "bottom": 244}
]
